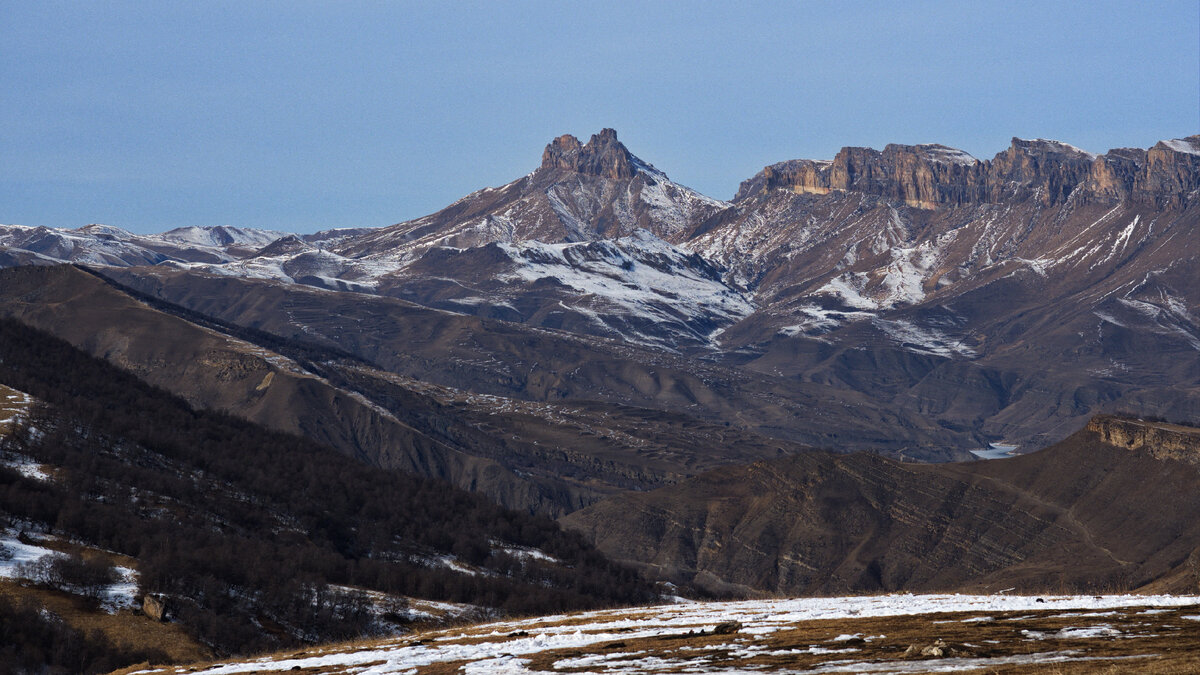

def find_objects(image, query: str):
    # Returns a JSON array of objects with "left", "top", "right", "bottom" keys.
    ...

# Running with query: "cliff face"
[
  {"left": 1087, "top": 415, "right": 1200, "bottom": 468},
  {"left": 736, "top": 135, "right": 1200, "bottom": 208}
]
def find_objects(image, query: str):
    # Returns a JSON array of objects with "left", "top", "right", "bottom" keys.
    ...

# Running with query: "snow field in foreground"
[{"left": 146, "top": 592, "right": 1200, "bottom": 674}]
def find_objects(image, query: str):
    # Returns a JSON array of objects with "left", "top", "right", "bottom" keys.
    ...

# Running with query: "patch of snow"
[
  {"left": 411, "top": 554, "right": 486, "bottom": 578},
  {"left": 447, "top": 296, "right": 517, "bottom": 311},
  {"left": 158, "top": 226, "right": 289, "bottom": 249},
  {"left": 495, "top": 230, "right": 754, "bottom": 348},
  {"left": 1113, "top": 215, "right": 1141, "bottom": 253},
  {"left": 780, "top": 651, "right": 1141, "bottom": 674},
  {"left": 919, "top": 144, "right": 979, "bottom": 166},
  {"left": 103, "top": 565, "right": 140, "bottom": 612},
  {"left": 1, "top": 455, "right": 51, "bottom": 481},
  {"left": 1018, "top": 138, "right": 1098, "bottom": 160},
  {"left": 0, "top": 530, "right": 140, "bottom": 613},
  {"left": 1162, "top": 138, "right": 1200, "bottom": 156},
  {"left": 496, "top": 545, "right": 559, "bottom": 564},
  {"left": 0, "top": 532, "right": 65, "bottom": 580},
  {"left": 1094, "top": 311, "right": 1128, "bottom": 328},
  {"left": 637, "top": 170, "right": 728, "bottom": 240},
  {"left": 1022, "top": 624, "right": 1122, "bottom": 640},
  {"left": 778, "top": 305, "right": 875, "bottom": 336},
  {"left": 818, "top": 239, "right": 942, "bottom": 311},
  {"left": 819, "top": 274, "right": 880, "bottom": 310},
  {"left": 172, "top": 593, "right": 1200, "bottom": 674},
  {"left": 1013, "top": 257, "right": 1051, "bottom": 277},
  {"left": 873, "top": 318, "right": 976, "bottom": 358},
  {"left": 175, "top": 248, "right": 404, "bottom": 292}
]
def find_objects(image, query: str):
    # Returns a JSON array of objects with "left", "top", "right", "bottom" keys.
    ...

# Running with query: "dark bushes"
[{"left": 15, "top": 552, "right": 119, "bottom": 601}]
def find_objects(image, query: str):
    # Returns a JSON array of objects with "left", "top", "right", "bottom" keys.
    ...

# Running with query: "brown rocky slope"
[
  {"left": 5, "top": 264, "right": 943, "bottom": 516},
  {"left": 562, "top": 415, "right": 1200, "bottom": 597}
]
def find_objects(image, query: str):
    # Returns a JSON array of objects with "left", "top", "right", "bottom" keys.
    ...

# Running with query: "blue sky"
[{"left": 3, "top": 1, "right": 1198, "bottom": 233}]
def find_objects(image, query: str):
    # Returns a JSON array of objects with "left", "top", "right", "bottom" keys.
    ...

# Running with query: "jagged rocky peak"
[
  {"left": 738, "top": 135, "right": 1200, "bottom": 209},
  {"left": 540, "top": 127, "right": 639, "bottom": 180}
]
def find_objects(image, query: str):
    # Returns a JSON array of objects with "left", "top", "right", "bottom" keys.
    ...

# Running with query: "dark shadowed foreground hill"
[
  {"left": 0, "top": 316, "right": 652, "bottom": 669},
  {"left": 563, "top": 416, "right": 1200, "bottom": 597}
]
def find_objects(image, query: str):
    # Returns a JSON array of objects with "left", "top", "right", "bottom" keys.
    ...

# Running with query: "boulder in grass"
[{"left": 143, "top": 594, "right": 168, "bottom": 622}]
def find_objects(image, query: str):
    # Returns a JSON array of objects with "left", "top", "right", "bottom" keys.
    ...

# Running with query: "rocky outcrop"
[
  {"left": 1087, "top": 415, "right": 1200, "bottom": 468},
  {"left": 1140, "top": 138, "right": 1200, "bottom": 207},
  {"left": 737, "top": 135, "right": 1200, "bottom": 208},
  {"left": 143, "top": 594, "right": 169, "bottom": 621},
  {"left": 541, "top": 128, "right": 638, "bottom": 180},
  {"left": 738, "top": 145, "right": 985, "bottom": 207},
  {"left": 1084, "top": 147, "right": 1147, "bottom": 203},
  {"left": 987, "top": 138, "right": 1095, "bottom": 205}
]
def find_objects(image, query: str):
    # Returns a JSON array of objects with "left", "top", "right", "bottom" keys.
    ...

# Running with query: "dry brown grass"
[
  {"left": 0, "top": 382, "right": 32, "bottom": 434},
  {"left": 0, "top": 580, "right": 209, "bottom": 665}
]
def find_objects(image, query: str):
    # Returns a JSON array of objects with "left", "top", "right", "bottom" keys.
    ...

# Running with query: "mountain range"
[
  {"left": 2, "top": 128, "right": 1200, "bottom": 667},
  {"left": 1, "top": 131, "right": 1198, "bottom": 530},
  {"left": 3, "top": 129, "right": 1197, "bottom": 458}
]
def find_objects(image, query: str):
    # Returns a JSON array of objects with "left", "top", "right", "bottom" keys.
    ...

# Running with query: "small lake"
[{"left": 970, "top": 443, "right": 1019, "bottom": 460}]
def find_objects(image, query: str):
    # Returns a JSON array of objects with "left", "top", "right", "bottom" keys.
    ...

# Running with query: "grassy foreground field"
[{"left": 113, "top": 594, "right": 1200, "bottom": 674}]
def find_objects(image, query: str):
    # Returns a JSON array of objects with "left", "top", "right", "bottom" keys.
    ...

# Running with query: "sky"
[{"left": 2, "top": 1, "right": 1198, "bottom": 234}]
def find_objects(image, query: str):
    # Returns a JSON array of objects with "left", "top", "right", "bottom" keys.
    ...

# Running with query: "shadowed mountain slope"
[
  {"left": 562, "top": 415, "right": 1200, "bottom": 597},
  {"left": 0, "top": 316, "right": 654, "bottom": 663},
  {"left": 0, "top": 265, "right": 965, "bottom": 518}
]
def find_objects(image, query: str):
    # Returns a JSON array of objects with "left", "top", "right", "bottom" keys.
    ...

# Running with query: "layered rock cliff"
[
  {"left": 736, "top": 135, "right": 1200, "bottom": 208},
  {"left": 1087, "top": 415, "right": 1200, "bottom": 468}
]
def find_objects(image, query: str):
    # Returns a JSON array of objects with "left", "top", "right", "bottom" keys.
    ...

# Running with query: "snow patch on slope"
[
  {"left": 778, "top": 305, "right": 875, "bottom": 336},
  {"left": 818, "top": 239, "right": 942, "bottom": 312},
  {"left": 497, "top": 230, "right": 753, "bottom": 348},
  {"left": 873, "top": 318, "right": 977, "bottom": 358},
  {"left": 1018, "top": 138, "right": 1098, "bottom": 160},
  {"left": 1162, "top": 138, "right": 1200, "bottom": 156},
  {"left": 920, "top": 144, "right": 979, "bottom": 166}
]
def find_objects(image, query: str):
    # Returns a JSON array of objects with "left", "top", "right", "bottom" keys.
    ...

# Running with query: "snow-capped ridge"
[
  {"left": 1012, "top": 137, "right": 1097, "bottom": 159},
  {"left": 1162, "top": 137, "right": 1200, "bottom": 156}
]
